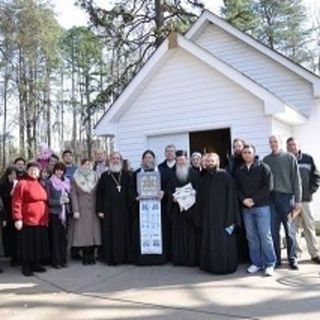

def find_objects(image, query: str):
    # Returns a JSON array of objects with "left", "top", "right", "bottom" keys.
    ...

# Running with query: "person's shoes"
[
  {"left": 89, "top": 255, "right": 96, "bottom": 265},
  {"left": 289, "top": 260, "right": 299, "bottom": 270},
  {"left": 71, "top": 247, "right": 81, "bottom": 259},
  {"left": 61, "top": 263, "right": 68, "bottom": 268},
  {"left": 52, "top": 264, "right": 61, "bottom": 269},
  {"left": 22, "top": 266, "right": 34, "bottom": 277},
  {"left": 10, "top": 259, "right": 18, "bottom": 267},
  {"left": 0, "top": 267, "right": 3, "bottom": 274},
  {"left": 264, "top": 266, "right": 274, "bottom": 277},
  {"left": 275, "top": 261, "right": 282, "bottom": 268},
  {"left": 246, "top": 265, "right": 262, "bottom": 274},
  {"left": 311, "top": 256, "right": 320, "bottom": 264},
  {"left": 33, "top": 265, "right": 47, "bottom": 273},
  {"left": 82, "top": 256, "right": 89, "bottom": 265},
  {"left": 71, "top": 254, "right": 82, "bottom": 260}
]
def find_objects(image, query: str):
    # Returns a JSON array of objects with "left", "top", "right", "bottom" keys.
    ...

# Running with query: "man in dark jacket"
[
  {"left": 287, "top": 137, "right": 320, "bottom": 263},
  {"left": 235, "top": 144, "right": 276, "bottom": 276},
  {"left": 158, "top": 144, "right": 176, "bottom": 262},
  {"left": 226, "top": 138, "right": 249, "bottom": 263}
]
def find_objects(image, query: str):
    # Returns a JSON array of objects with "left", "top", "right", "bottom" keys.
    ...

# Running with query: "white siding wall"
[
  {"left": 271, "top": 118, "right": 292, "bottom": 146},
  {"left": 147, "top": 133, "right": 189, "bottom": 164},
  {"left": 195, "top": 24, "right": 315, "bottom": 115},
  {"left": 116, "top": 49, "right": 271, "bottom": 168},
  {"left": 293, "top": 106, "right": 320, "bottom": 220}
]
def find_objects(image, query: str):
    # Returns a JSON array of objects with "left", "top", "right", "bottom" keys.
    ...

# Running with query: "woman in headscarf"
[
  {"left": 12, "top": 162, "right": 49, "bottom": 277},
  {"left": 70, "top": 159, "right": 101, "bottom": 265}
]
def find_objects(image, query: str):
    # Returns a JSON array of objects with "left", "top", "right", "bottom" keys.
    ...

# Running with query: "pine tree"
[
  {"left": 76, "top": 0, "right": 205, "bottom": 110},
  {"left": 222, "top": 0, "right": 312, "bottom": 65}
]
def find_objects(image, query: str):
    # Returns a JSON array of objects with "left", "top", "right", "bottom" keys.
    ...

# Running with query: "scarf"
[
  {"left": 73, "top": 168, "right": 98, "bottom": 193},
  {"left": 50, "top": 175, "right": 71, "bottom": 225},
  {"left": 51, "top": 175, "right": 71, "bottom": 193}
]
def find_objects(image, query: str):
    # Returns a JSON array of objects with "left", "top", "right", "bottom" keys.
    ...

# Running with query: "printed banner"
[{"left": 139, "top": 199, "right": 162, "bottom": 255}]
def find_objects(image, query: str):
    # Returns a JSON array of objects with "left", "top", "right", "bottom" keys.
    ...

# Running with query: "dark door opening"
[{"left": 189, "top": 128, "right": 231, "bottom": 168}]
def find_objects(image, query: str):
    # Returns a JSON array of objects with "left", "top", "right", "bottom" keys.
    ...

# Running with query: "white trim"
[
  {"left": 94, "top": 38, "right": 171, "bottom": 134},
  {"left": 274, "top": 105, "right": 307, "bottom": 125},
  {"left": 94, "top": 122, "right": 118, "bottom": 136},
  {"left": 185, "top": 10, "right": 320, "bottom": 97},
  {"left": 145, "top": 122, "right": 233, "bottom": 137},
  {"left": 177, "top": 35, "right": 292, "bottom": 116}
]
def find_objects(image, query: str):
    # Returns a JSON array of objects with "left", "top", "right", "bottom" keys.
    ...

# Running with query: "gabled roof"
[
  {"left": 95, "top": 32, "right": 307, "bottom": 135},
  {"left": 185, "top": 10, "right": 320, "bottom": 97}
]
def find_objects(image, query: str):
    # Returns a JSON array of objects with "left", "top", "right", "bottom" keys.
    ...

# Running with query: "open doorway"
[{"left": 189, "top": 128, "right": 231, "bottom": 168}]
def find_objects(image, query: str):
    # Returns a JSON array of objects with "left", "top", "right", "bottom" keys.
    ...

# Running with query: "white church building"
[{"left": 95, "top": 10, "right": 320, "bottom": 218}]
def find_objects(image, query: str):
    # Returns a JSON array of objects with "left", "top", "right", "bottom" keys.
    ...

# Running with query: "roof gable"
[
  {"left": 185, "top": 10, "right": 320, "bottom": 98},
  {"left": 95, "top": 32, "right": 307, "bottom": 135}
]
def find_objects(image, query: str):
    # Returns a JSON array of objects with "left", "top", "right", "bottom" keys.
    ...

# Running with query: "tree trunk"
[
  {"left": 71, "top": 36, "right": 77, "bottom": 151},
  {"left": 26, "top": 74, "right": 33, "bottom": 160},
  {"left": 46, "top": 66, "right": 52, "bottom": 148},
  {"left": 60, "top": 72, "right": 64, "bottom": 144},
  {"left": 2, "top": 73, "right": 8, "bottom": 168},
  {"left": 154, "top": 0, "right": 165, "bottom": 47},
  {"left": 18, "top": 49, "right": 26, "bottom": 158},
  {"left": 85, "top": 73, "right": 92, "bottom": 158}
]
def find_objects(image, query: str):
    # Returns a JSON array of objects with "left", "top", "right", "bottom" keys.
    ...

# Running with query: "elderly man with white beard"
[
  {"left": 96, "top": 152, "right": 132, "bottom": 265},
  {"left": 166, "top": 150, "right": 202, "bottom": 266}
]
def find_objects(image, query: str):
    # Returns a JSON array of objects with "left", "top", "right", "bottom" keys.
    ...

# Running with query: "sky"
[
  {"left": 54, "top": 0, "right": 224, "bottom": 29},
  {"left": 54, "top": 0, "right": 320, "bottom": 29}
]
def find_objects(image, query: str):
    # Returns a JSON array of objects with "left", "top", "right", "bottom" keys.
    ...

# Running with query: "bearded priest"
[
  {"left": 199, "top": 153, "right": 241, "bottom": 274},
  {"left": 166, "top": 150, "right": 201, "bottom": 266},
  {"left": 96, "top": 152, "right": 132, "bottom": 265}
]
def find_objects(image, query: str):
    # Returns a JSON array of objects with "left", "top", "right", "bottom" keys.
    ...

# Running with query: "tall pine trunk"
[
  {"left": 2, "top": 73, "right": 8, "bottom": 168},
  {"left": 46, "top": 66, "right": 52, "bottom": 148},
  {"left": 85, "top": 72, "right": 92, "bottom": 158},
  {"left": 18, "top": 49, "right": 26, "bottom": 158},
  {"left": 154, "top": 0, "right": 165, "bottom": 47}
]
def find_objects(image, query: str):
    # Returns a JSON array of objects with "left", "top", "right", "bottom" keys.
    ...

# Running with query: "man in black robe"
[
  {"left": 130, "top": 150, "right": 166, "bottom": 265},
  {"left": 97, "top": 152, "right": 132, "bottom": 265},
  {"left": 226, "top": 138, "right": 245, "bottom": 176},
  {"left": 158, "top": 144, "right": 176, "bottom": 262},
  {"left": 158, "top": 144, "right": 176, "bottom": 187},
  {"left": 166, "top": 150, "right": 201, "bottom": 266},
  {"left": 226, "top": 138, "right": 249, "bottom": 263},
  {"left": 199, "top": 153, "right": 241, "bottom": 274}
]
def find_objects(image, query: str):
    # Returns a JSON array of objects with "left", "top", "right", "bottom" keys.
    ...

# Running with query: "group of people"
[{"left": 0, "top": 135, "right": 319, "bottom": 278}]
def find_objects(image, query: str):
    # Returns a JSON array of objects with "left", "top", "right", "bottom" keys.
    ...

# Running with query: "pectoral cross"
[{"left": 117, "top": 185, "right": 122, "bottom": 193}]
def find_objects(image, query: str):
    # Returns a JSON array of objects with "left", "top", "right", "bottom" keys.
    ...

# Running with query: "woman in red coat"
[{"left": 12, "top": 162, "right": 49, "bottom": 277}]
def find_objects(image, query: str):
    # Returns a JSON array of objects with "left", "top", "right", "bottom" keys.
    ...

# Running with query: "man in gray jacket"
[
  {"left": 287, "top": 137, "right": 320, "bottom": 263},
  {"left": 264, "top": 135, "right": 302, "bottom": 270}
]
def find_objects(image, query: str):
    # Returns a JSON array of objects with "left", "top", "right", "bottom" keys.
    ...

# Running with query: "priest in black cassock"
[
  {"left": 130, "top": 150, "right": 166, "bottom": 265},
  {"left": 226, "top": 138, "right": 250, "bottom": 263},
  {"left": 199, "top": 153, "right": 241, "bottom": 274},
  {"left": 158, "top": 144, "right": 176, "bottom": 262},
  {"left": 166, "top": 150, "right": 201, "bottom": 266},
  {"left": 96, "top": 152, "right": 132, "bottom": 265}
]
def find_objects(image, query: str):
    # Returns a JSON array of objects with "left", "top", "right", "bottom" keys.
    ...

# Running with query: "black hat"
[
  {"left": 176, "top": 150, "right": 188, "bottom": 157},
  {"left": 142, "top": 149, "right": 156, "bottom": 159}
]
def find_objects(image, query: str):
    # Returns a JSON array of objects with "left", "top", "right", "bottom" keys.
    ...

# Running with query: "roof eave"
[{"left": 186, "top": 10, "right": 320, "bottom": 96}]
